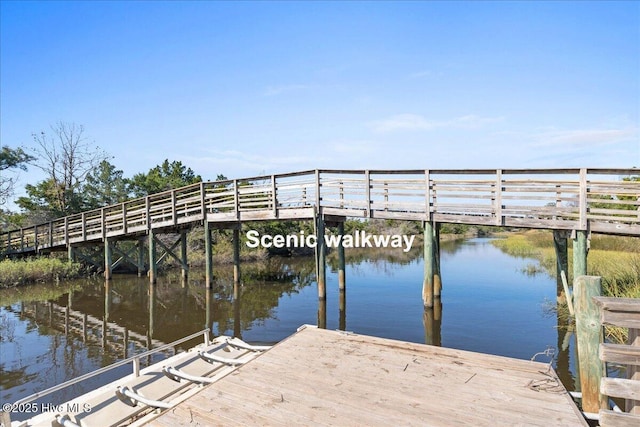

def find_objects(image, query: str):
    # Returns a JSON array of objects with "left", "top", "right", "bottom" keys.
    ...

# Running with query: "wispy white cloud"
[
  {"left": 408, "top": 70, "right": 441, "bottom": 79},
  {"left": 263, "top": 84, "right": 309, "bottom": 96},
  {"left": 184, "top": 148, "right": 329, "bottom": 178},
  {"left": 370, "top": 113, "right": 504, "bottom": 133},
  {"left": 532, "top": 127, "right": 638, "bottom": 147}
]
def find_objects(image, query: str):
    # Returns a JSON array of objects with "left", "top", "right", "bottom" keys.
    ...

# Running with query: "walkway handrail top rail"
[
  {"left": 11, "top": 329, "right": 209, "bottom": 406},
  {"left": 1, "top": 167, "right": 638, "bottom": 239}
]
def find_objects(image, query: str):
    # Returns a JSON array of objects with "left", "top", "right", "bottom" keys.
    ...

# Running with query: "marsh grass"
[
  {"left": 0, "top": 257, "right": 82, "bottom": 287},
  {"left": 493, "top": 231, "right": 640, "bottom": 343}
]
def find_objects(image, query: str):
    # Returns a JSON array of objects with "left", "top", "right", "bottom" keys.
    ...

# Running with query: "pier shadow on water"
[{"left": 0, "top": 238, "right": 577, "bottom": 421}]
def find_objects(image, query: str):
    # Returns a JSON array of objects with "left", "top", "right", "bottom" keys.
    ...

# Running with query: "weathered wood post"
[
  {"left": 339, "top": 289, "right": 346, "bottom": 331},
  {"left": 318, "top": 298, "right": 327, "bottom": 329},
  {"left": 422, "top": 221, "right": 441, "bottom": 307},
  {"left": 434, "top": 222, "right": 442, "bottom": 298},
  {"left": 148, "top": 230, "right": 157, "bottom": 284},
  {"left": 629, "top": 327, "right": 640, "bottom": 414},
  {"left": 572, "top": 230, "right": 589, "bottom": 282},
  {"left": 423, "top": 221, "right": 434, "bottom": 308},
  {"left": 553, "top": 230, "right": 569, "bottom": 302},
  {"left": 424, "top": 299, "right": 442, "bottom": 347},
  {"left": 148, "top": 282, "right": 155, "bottom": 343},
  {"left": 204, "top": 221, "right": 213, "bottom": 289},
  {"left": 574, "top": 275, "right": 606, "bottom": 413},
  {"left": 316, "top": 214, "right": 326, "bottom": 300},
  {"left": 205, "top": 288, "right": 212, "bottom": 333},
  {"left": 180, "top": 231, "right": 188, "bottom": 282},
  {"left": 337, "top": 221, "right": 346, "bottom": 291},
  {"left": 68, "top": 245, "right": 75, "bottom": 263},
  {"left": 233, "top": 281, "right": 241, "bottom": 338},
  {"left": 104, "top": 237, "right": 112, "bottom": 281},
  {"left": 233, "top": 228, "right": 241, "bottom": 285},
  {"left": 137, "top": 238, "right": 145, "bottom": 277}
]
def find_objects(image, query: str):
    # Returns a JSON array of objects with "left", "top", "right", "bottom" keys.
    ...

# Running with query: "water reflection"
[{"left": 423, "top": 299, "right": 442, "bottom": 346}]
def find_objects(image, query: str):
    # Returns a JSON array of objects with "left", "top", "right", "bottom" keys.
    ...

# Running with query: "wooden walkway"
[
  {"left": 2, "top": 168, "right": 639, "bottom": 255},
  {"left": 147, "top": 326, "right": 587, "bottom": 427}
]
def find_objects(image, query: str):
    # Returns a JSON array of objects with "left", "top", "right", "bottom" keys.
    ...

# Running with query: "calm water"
[{"left": 0, "top": 238, "right": 576, "bottom": 420}]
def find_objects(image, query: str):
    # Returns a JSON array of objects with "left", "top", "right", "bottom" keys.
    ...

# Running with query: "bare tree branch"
[{"left": 30, "top": 122, "right": 108, "bottom": 214}]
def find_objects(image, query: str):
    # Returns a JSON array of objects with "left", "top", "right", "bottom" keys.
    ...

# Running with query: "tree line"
[{"left": 1, "top": 122, "right": 216, "bottom": 231}]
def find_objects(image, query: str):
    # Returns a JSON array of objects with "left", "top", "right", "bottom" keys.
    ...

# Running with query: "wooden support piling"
[
  {"left": 104, "top": 237, "right": 112, "bottom": 281},
  {"left": 137, "top": 239, "right": 145, "bottom": 278},
  {"left": 574, "top": 275, "right": 605, "bottom": 413},
  {"left": 318, "top": 298, "right": 327, "bottom": 329},
  {"left": 233, "top": 282, "right": 241, "bottom": 338},
  {"left": 204, "top": 221, "right": 213, "bottom": 289},
  {"left": 572, "top": 230, "right": 589, "bottom": 282},
  {"left": 628, "top": 327, "right": 640, "bottom": 414},
  {"left": 68, "top": 245, "right": 75, "bottom": 263},
  {"left": 434, "top": 222, "right": 442, "bottom": 298},
  {"left": 337, "top": 222, "right": 346, "bottom": 291},
  {"left": 316, "top": 215, "right": 326, "bottom": 300},
  {"left": 180, "top": 231, "right": 188, "bottom": 282},
  {"left": 553, "top": 230, "right": 569, "bottom": 302},
  {"left": 339, "top": 289, "right": 346, "bottom": 331},
  {"left": 148, "top": 282, "right": 155, "bottom": 341},
  {"left": 148, "top": 231, "right": 157, "bottom": 285},
  {"left": 422, "top": 221, "right": 441, "bottom": 308},
  {"left": 233, "top": 228, "right": 241, "bottom": 286}
]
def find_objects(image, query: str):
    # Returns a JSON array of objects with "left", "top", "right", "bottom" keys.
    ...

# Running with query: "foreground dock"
[{"left": 148, "top": 326, "right": 586, "bottom": 426}]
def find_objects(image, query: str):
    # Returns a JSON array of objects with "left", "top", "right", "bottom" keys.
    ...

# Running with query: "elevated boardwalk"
[
  {"left": 2, "top": 168, "right": 639, "bottom": 256},
  {"left": 147, "top": 326, "right": 587, "bottom": 427}
]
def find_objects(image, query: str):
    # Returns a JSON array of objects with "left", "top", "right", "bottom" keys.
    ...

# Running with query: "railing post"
[
  {"left": 49, "top": 221, "right": 53, "bottom": 248},
  {"left": 122, "top": 203, "right": 127, "bottom": 234},
  {"left": 365, "top": 170, "right": 371, "bottom": 217},
  {"left": 271, "top": 174, "right": 277, "bottom": 217},
  {"left": 234, "top": 179, "right": 239, "bottom": 219},
  {"left": 145, "top": 196, "right": 151, "bottom": 230},
  {"left": 494, "top": 169, "right": 503, "bottom": 226},
  {"left": 171, "top": 189, "right": 177, "bottom": 225},
  {"left": 101, "top": 208, "right": 106, "bottom": 239},
  {"left": 200, "top": 182, "right": 206, "bottom": 220},
  {"left": 64, "top": 217, "right": 69, "bottom": 246},
  {"left": 315, "top": 170, "right": 320, "bottom": 208},
  {"left": 81, "top": 212, "right": 86, "bottom": 241},
  {"left": 579, "top": 168, "right": 588, "bottom": 230},
  {"left": 425, "top": 169, "right": 432, "bottom": 220},
  {"left": 384, "top": 182, "right": 389, "bottom": 211},
  {"left": 574, "top": 275, "right": 605, "bottom": 413},
  {"left": 34, "top": 225, "right": 38, "bottom": 252}
]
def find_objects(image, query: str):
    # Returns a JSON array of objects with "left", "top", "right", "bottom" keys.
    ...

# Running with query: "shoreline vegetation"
[
  {"left": 2, "top": 221, "right": 638, "bottom": 295},
  {"left": 0, "top": 219, "right": 484, "bottom": 288},
  {"left": 490, "top": 230, "right": 640, "bottom": 299},
  {"left": 491, "top": 230, "right": 640, "bottom": 344}
]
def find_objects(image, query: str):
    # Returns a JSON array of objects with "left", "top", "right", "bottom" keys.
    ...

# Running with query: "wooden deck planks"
[{"left": 147, "top": 327, "right": 587, "bottom": 427}]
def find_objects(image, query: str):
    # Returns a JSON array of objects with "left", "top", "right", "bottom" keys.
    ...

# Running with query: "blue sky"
[{"left": 1, "top": 1, "right": 638, "bottom": 191}]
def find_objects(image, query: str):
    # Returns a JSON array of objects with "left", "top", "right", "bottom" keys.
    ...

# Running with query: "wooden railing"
[
  {"left": 1, "top": 168, "right": 639, "bottom": 254},
  {"left": 595, "top": 297, "right": 640, "bottom": 426}
]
